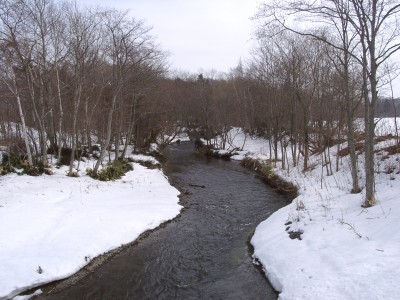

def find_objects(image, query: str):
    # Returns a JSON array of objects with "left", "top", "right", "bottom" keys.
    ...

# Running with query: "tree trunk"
[
  {"left": 303, "top": 111, "right": 309, "bottom": 171},
  {"left": 15, "top": 93, "right": 33, "bottom": 166},
  {"left": 94, "top": 94, "right": 117, "bottom": 173},
  {"left": 56, "top": 68, "right": 64, "bottom": 164},
  {"left": 4, "top": 69, "right": 34, "bottom": 166},
  {"left": 343, "top": 51, "right": 360, "bottom": 193},
  {"left": 69, "top": 84, "right": 82, "bottom": 176},
  {"left": 362, "top": 44, "right": 376, "bottom": 206}
]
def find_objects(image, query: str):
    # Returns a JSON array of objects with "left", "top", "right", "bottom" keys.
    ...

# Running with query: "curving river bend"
[{"left": 38, "top": 142, "right": 288, "bottom": 299}]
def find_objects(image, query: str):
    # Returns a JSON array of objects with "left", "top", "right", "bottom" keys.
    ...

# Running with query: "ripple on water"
[{"left": 38, "top": 142, "right": 287, "bottom": 300}]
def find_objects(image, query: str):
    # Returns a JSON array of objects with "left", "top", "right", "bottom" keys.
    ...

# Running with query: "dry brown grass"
[
  {"left": 375, "top": 134, "right": 394, "bottom": 143},
  {"left": 381, "top": 144, "right": 400, "bottom": 155},
  {"left": 337, "top": 143, "right": 364, "bottom": 158}
]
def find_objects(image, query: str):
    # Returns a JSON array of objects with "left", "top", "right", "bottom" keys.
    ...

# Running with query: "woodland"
[{"left": 1, "top": 0, "right": 400, "bottom": 209}]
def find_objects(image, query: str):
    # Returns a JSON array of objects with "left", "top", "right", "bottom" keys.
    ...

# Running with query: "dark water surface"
[{"left": 39, "top": 142, "right": 287, "bottom": 300}]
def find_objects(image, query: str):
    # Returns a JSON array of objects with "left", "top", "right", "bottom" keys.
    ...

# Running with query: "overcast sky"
[
  {"left": 75, "top": 0, "right": 400, "bottom": 96},
  {"left": 77, "top": 0, "right": 261, "bottom": 74}
]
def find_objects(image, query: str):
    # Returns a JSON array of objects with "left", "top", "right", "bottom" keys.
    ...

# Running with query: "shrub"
[
  {"left": 148, "top": 150, "right": 166, "bottom": 164},
  {"left": 259, "top": 163, "right": 275, "bottom": 178},
  {"left": 24, "top": 166, "right": 41, "bottom": 176},
  {"left": 88, "top": 159, "right": 133, "bottom": 181},
  {"left": 134, "top": 160, "right": 161, "bottom": 169},
  {"left": 2, "top": 152, "right": 27, "bottom": 169},
  {"left": 53, "top": 147, "right": 83, "bottom": 166},
  {"left": 22, "top": 162, "right": 52, "bottom": 176},
  {"left": 0, "top": 165, "right": 13, "bottom": 176},
  {"left": 1, "top": 150, "right": 53, "bottom": 177},
  {"left": 241, "top": 157, "right": 298, "bottom": 199}
]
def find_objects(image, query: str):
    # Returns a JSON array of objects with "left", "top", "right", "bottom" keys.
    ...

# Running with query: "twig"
[
  {"left": 338, "top": 220, "right": 362, "bottom": 238},
  {"left": 189, "top": 183, "right": 206, "bottom": 188}
]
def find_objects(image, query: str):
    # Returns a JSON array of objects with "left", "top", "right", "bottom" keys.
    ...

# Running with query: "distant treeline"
[{"left": 375, "top": 98, "right": 400, "bottom": 118}]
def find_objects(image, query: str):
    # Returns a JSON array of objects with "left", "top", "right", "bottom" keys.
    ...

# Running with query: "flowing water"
[{"left": 38, "top": 142, "right": 288, "bottom": 300}]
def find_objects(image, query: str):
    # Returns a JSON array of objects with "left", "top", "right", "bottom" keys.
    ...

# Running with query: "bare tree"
[
  {"left": 93, "top": 10, "right": 158, "bottom": 172},
  {"left": 0, "top": 44, "right": 33, "bottom": 166},
  {"left": 65, "top": 4, "right": 101, "bottom": 175},
  {"left": 349, "top": 0, "right": 400, "bottom": 206},
  {"left": 255, "top": 0, "right": 400, "bottom": 205}
]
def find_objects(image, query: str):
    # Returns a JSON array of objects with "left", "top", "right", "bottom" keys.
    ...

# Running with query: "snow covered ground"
[
  {"left": 0, "top": 156, "right": 181, "bottom": 299},
  {"left": 2, "top": 121, "right": 400, "bottom": 299},
  {"left": 212, "top": 122, "right": 400, "bottom": 300}
]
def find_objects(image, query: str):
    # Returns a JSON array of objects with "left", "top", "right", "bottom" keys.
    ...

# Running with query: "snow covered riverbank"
[
  {"left": 212, "top": 125, "right": 400, "bottom": 300},
  {"left": 2, "top": 123, "right": 399, "bottom": 299},
  {"left": 0, "top": 158, "right": 181, "bottom": 299}
]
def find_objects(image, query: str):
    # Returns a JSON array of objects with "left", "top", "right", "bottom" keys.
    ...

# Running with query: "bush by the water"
[
  {"left": 241, "top": 157, "right": 298, "bottom": 199},
  {"left": 87, "top": 159, "right": 133, "bottom": 181},
  {"left": 133, "top": 159, "right": 161, "bottom": 169}
]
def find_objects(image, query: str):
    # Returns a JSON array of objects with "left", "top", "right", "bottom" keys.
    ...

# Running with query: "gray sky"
[
  {"left": 76, "top": 0, "right": 400, "bottom": 96},
  {"left": 77, "top": 0, "right": 261, "bottom": 74}
]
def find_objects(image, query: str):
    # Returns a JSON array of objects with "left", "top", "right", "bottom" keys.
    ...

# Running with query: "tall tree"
[
  {"left": 93, "top": 9, "right": 160, "bottom": 172},
  {"left": 65, "top": 4, "right": 101, "bottom": 175},
  {"left": 0, "top": 44, "right": 34, "bottom": 166},
  {"left": 255, "top": 0, "right": 400, "bottom": 205},
  {"left": 348, "top": 0, "right": 400, "bottom": 206}
]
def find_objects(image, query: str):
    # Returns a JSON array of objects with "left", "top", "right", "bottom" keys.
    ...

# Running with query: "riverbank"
[
  {"left": 0, "top": 154, "right": 182, "bottom": 299},
  {"left": 211, "top": 125, "right": 400, "bottom": 299},
  {"left": 26, "top": 141, "right": 285, "bottom": 299}
]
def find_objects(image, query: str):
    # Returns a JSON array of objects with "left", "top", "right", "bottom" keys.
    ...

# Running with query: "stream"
[{"left": 38, "top": 142, "right": 288, "bottom": 299}]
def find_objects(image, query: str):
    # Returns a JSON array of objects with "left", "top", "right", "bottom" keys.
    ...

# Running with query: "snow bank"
[
  {"left": 0, "top": 160, "right": 181, "bottom": 299},
  {"left": 214, "top": 126, "right": 400, "bottom": 299}
]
